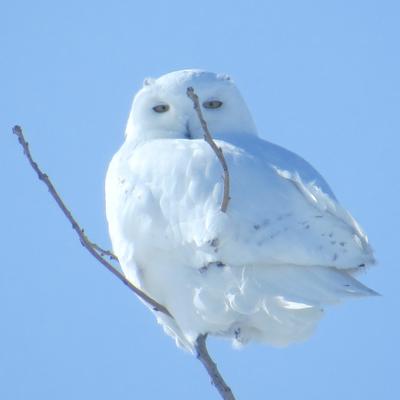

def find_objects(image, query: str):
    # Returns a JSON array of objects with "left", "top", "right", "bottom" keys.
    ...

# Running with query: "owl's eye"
[
  {"left": 153, "top": 104, "right": 170, "bottom": 113},
  {"left": 203, "top": 100, "right": 223, "bottom": 109}
]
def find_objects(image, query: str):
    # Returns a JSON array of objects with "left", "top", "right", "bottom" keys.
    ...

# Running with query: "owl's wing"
[{"left": 107, "top": 136, "right": 374, "bottom": 274}]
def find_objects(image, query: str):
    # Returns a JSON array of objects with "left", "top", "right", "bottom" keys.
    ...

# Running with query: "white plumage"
[{"left": 105, "top": 70, "right": 376, "bottom": 352}]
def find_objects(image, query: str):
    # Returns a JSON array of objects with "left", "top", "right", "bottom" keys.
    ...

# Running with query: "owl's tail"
[{"left": 191, "top": 264, "right": 378, "bottom": 348}]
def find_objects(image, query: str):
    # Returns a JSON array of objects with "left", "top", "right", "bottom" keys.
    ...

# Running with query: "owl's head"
[{"left": 125, "top": 69, "right": 258, "bottom": 141}]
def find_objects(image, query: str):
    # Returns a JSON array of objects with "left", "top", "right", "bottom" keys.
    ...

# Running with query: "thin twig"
[
  {"left": 196, "top": 335, "right": 236, "bottom": 400},
  {"left": 12, "top": 125, "right": 171, "bottom": 317},
  {"left": 186, "top": 87, "right": 231, "bottom": 213}
]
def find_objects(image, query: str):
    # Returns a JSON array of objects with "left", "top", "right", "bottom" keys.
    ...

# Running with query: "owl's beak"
[{"left": 184, "top": 121, "right": 193, "bottom": 139}]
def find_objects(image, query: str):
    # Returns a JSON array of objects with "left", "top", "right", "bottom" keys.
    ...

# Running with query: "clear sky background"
[{"left": 1, "top": 1, "right": 399, "bottom": 399}]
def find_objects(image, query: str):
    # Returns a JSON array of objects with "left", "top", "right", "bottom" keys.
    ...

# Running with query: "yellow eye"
[
  {"left": 152, "top": 104, "right": 170, "bottom": 113},
  {"left": 203, "top": 100, "right": 223, "bottom": 109}
]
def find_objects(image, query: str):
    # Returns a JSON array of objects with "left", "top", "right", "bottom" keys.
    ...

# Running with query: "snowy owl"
[{"left": 105, "top": 69, "right": 376, "bottom": 352}]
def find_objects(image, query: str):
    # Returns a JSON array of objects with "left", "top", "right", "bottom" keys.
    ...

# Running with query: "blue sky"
[{"left": 1, "top": 1, "right": 399, "bottom": 399}]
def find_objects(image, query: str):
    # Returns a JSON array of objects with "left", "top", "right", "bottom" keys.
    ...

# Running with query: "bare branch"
[
  {"left": 196, "top": 335, "right": 236, "bottom": 400},
  {"left": 186, "top": 87, "right": 231, "bottom": 213},
  {"left": 12, "top": 125, "right": 171, "bottom": 317},
  {"left": 13, "top": 124, "right": 236, "bottom": 400}
]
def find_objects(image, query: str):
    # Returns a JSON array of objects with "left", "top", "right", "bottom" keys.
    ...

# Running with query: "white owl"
[{"left": 105, "top": 69, "right": 377, "bottom": 352}]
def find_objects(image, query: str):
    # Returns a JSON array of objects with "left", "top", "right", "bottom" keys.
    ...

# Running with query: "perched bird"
[{"left": 105, "top": 69, "right": 376, "bottom": 352}]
